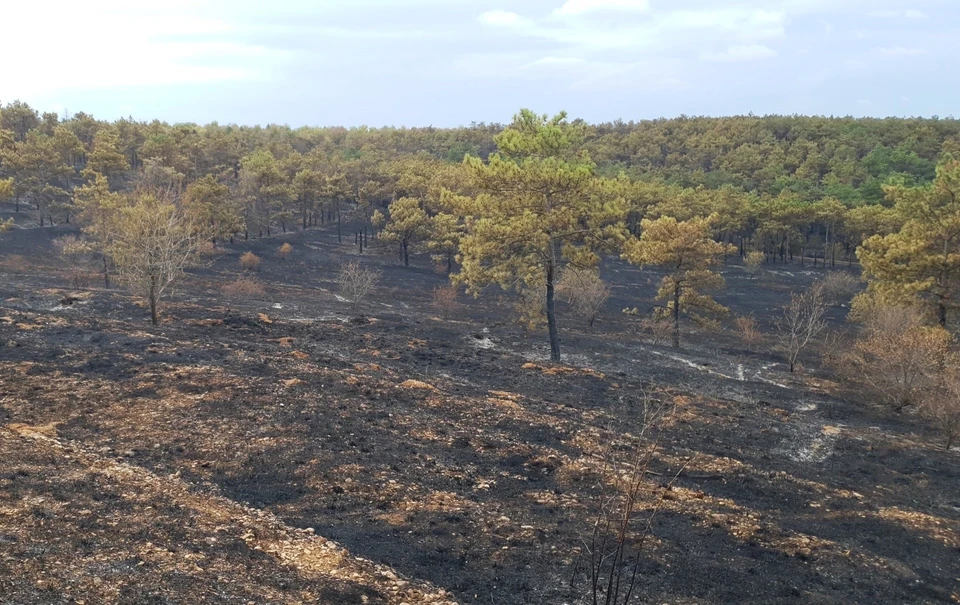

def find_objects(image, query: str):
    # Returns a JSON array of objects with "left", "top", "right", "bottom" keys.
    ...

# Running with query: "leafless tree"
[
  {"left": 776, "top": 283, "right": 828, "bottom": 372},
  {"left": 572, "top": 393, "right": 687, "bottom": 605},
  {"left": 336, "top": 261, "right": 380, "bottom": 312}
]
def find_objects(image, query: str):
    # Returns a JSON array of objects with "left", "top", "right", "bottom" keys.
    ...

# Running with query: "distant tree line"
[{"left": 2, "top": 101, "right": 960, "bottom": 352}]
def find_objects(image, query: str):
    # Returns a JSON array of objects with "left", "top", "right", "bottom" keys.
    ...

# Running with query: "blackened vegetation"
[{"left": 0, "top": 222, "right": 957, "bottom": 604}]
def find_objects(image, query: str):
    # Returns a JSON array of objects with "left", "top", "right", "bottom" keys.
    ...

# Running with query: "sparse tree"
[
  {"left": 106, "top": 189, "right": 209, "bottom": 325},
  {"left": 622, "top": 214, "right": 736, "bottom": 347},
  {"left": 776, "top": 283, "right": 828, "bottom": 372},
  {"left": 336, "top": 261, "right": 380, "bottom": 312},
  {"left": 278, "top": 242, "right": 293, "bottom": 260},
  {"left": 446, "top": 109, "right": 626, "bottom": 362}
]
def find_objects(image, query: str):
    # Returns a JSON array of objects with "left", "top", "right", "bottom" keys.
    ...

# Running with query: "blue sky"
[{"left": 1, "top": 0, "right": 955, "bottom": 126}]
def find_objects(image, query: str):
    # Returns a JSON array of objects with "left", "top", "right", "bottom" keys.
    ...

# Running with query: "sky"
[{"left": 1, "top": 0, "right": 955, "bottom": 127}]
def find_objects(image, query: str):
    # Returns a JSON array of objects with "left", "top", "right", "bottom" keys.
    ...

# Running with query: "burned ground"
[{"left": 0, "top": 219, "right": 957, "bottom": 604}]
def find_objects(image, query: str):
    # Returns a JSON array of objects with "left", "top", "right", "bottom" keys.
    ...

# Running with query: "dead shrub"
[
  {"left": 630, "top": 310, "right": 672, "bottom": 346},
  {"left": 733, "top": 315, "right": 763, "bottom": 351},
  {"left": 221, "top": 276, "right": 266, "bottom": 301},
  {"left": 818, "top": 329, "right": 851, "bottom": 368},
  {"left": 818, "top": 271, "right": 861, "bottom": 306},
  {"left": 847, "top": 304, "right": 950, "bottom": 412},
  {"left": 197, "top": 241, "right": 219, "bottom": 256},
  {"left": 776, "top": 283, "right": 828, "bottom": 373},
  {"left": 431, "top": 284, "right": 461, "bottom": 319},
  {"left": 744, "top": 250, "right": 765, "bottom": 276},
  {"left": 336, "top": 261, "right": 380, "bottom": 311},
  {"left": 240, "top": 251, "right": 261, "bottom": 272},
  {"left": 0, "top": 254, "right": 30, "bottom": 271},
  {"left": 557, "top": 268, "right": 611, "bottom": 328},
  {"left": 278, "top": 242, "right": 293, "bottom": 260}
]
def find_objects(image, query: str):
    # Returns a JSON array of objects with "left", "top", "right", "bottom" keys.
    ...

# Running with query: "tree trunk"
[
  {"left": 149, "top": 276, "right": 158, "bottom": 326},
  {"left": 102, "top": 256, "right": 110, "bottom": 289},
  {"left": 672, "top": 283, "right": 681, "bottom": 348},
  {"left": 337, "top": 207, "right": 341, "bottom": 243},
  {"left": 546, "top": 242, "right": 561, "bottom": 363},
  {"left": 402, "top": 241, "right": 409, "bottom": 267},
  {"left": 446, "top": 252, "right": 453, "bottom": 274},
  {"left": 824, "top": 223, "right": 830, "bottom": 271},
  {"left": 939, "top": 300, "right": 947, "bottom": 327}
]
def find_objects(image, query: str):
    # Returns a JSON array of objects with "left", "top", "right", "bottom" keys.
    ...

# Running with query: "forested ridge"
[{"left": 2, "top": 100, "right": 960, "bottom": 356}]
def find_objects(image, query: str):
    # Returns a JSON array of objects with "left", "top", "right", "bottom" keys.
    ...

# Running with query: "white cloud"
[
  {"left": 524, "top": 56, "right": 588, "bottom": 68},
  {"left": 702, "top": 44, "right": 778, "bottom": 62},
  {"left": 868, "top": 9, "right": 928, "bottom": 19},
  {"left": 553, "top": 0, "right": 650, "bottom": 17},
  {"left": 478, "top": 9, "right": 529, "bottom": 28},
  {"left": 0, "top": 0, "right": 290, "bottom": 99},
  {"left": 660, "top": 9, "right": 785, "bottom": 39},
  {"left": 878, "top": 46, "right": 927, "bottom": 57}
]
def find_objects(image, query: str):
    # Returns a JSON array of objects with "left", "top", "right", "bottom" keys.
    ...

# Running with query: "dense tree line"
[{"left": 2, "top": 101, "right": 960, "bottom": 349}]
